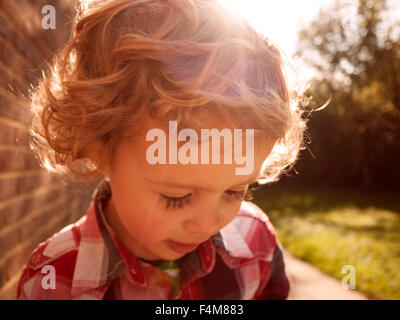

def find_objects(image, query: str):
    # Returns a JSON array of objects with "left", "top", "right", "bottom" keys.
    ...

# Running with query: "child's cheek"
[{"left": 120, "top": 207, "right": 175, "bottom": 244}]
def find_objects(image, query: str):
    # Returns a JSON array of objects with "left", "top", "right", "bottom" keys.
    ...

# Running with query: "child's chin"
[
  {"left": 166, "top": 251, "right": 185, "bottom": 260},
  {"left": 165, "top": 249, "right": 189, "bottom": 261}
]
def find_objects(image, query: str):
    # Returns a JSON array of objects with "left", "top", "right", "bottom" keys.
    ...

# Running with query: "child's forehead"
[
  {"left": 122, "top": 115, "right": 272, "bottom": 154},
  {"left": 115, "top": 129, "right": 273, "bottom": 187},
  {"left": 136, "top": 157, "right": 264, "bottom": 192},
  {"left": 144, "top": 169, "right": 260, "bottom": 191}
]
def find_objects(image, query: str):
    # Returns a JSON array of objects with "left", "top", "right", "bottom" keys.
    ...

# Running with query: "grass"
[{"left": 251, "top": 184, "right": 400, "bottom": 300}]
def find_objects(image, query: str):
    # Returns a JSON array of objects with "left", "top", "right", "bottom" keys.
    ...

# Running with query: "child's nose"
[{"left": 183, "top": 206, "right": 221, "bottom": 237}]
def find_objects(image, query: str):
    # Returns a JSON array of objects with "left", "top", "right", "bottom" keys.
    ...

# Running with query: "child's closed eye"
[
  {"left": 160, "top": 193, "right": 193, "bottom": 210},
  {"left": 159, "top": 182, "right": 260, "bottom": 210},
  {"left": 225, "top": 182, "right": 260, "bottom": 202}
]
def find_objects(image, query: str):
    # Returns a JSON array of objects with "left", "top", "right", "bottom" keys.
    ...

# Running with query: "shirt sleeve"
[
  {"left": 253, "top": 240, "right": 292, "bottom": 300},
  {"left": 16, "top": 250, "right": 78, "bottom": 300},
  {"left": 16, "top": 266, "right": 36, "bottom": 300}
]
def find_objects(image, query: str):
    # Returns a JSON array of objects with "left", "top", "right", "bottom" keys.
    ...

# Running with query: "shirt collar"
[{"left": 71, "top": 179, "right": 258, "bottom": 296}]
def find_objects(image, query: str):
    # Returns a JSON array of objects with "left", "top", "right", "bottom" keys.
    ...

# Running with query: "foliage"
[
  {"left": 293, "top": 0, "right": 400, "bottom": 191},
  {"left": 252, "top": 185, "right": 400, "bottom": 300}
]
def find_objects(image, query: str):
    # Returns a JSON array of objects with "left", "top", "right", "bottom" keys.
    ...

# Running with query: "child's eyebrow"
[{"left": 145, "top": 177, "right": 258, "bottom": 191}]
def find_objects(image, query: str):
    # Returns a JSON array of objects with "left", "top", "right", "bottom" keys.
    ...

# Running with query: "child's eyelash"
[
  {"left": 160, "top": 194, "right": 192, "bottom": 210},
  {"left": 226, "top": 182, "right": 260, "bottom": 201},
  {"left": 225, "top": 189, "right": 248, "bottom": 201},
  {"left": 245, "top": 182, "right": 262, "bottom": 200},
  {"left": 159, "top": 182, "right": 261, "bottom": 210}
]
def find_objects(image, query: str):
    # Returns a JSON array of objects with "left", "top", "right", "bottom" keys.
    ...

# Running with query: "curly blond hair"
[{"left": 29, "top": 0, "right": 307, "bottom": 192}]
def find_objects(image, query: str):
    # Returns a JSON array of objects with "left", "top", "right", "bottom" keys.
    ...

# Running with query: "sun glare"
[
  {"left": 218, "top": 0, "right": 296, "bottom": 53},
  {"left": 218, "top": 0, "right": 333, "bottom": 54},
  {"left": 217, "top": 0, "right": 334, "bottom": 83}
]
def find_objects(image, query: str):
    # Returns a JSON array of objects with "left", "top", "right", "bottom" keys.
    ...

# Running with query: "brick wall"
[{"left": 0, "top": 0, "right": 92, "bottom": 299}]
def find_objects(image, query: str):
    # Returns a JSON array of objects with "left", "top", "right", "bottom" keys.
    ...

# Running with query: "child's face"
[{"left": 100, "top": 117, "right": 274, "bottom": 262}]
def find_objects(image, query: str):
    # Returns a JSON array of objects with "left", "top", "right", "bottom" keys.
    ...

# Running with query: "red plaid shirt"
[{"left": 16, "top": 180, "right": 291, "bottom": 300}]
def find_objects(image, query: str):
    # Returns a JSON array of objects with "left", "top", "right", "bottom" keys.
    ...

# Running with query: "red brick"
[{"left": 0, "top": 150, "right": 41, "bottom": 171}]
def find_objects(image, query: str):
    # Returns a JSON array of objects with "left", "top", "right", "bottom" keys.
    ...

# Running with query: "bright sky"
[
  {"left": 217, "top": 0, "right": 400, "bottom": 84},
  {"left": 217, "top": 0, "right": 334, "bottom": 85},
  {"left": 218, "top": 0, "right": 333, "bottom": 56}
]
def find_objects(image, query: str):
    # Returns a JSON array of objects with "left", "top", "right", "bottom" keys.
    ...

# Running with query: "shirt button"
[
  {"left": 30, "top": 253, "right": 40, "bottom": 265},
  {"left": 130, "top": 268, "right": 136, "bottom": 275}
]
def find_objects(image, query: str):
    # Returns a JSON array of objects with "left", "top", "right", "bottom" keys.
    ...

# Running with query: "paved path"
[{"left": 283, "top": 250, "right": 369, "bottom": 300}]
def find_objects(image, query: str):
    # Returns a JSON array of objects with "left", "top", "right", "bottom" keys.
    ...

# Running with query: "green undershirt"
[{"left": 144, "top": 259, "right": 182, "bottom": 298}]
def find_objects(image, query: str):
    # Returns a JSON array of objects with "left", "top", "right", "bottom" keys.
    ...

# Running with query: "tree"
[{"left": 293, "top": 0, "right": 400, "bottom": 190}]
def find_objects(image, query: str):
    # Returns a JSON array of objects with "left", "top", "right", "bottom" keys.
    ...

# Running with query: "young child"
[{"left": 17, "top": 0, "right": 305, "bottom": 300}]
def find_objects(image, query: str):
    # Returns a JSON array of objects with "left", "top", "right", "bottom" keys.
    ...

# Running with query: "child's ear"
[{"left": 82, "top": 142, "right": 111, "bottom": 176}]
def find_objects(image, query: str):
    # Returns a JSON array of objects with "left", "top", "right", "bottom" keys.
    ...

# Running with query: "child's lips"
[{"left": 168, "top": 240, "right": 200, "bottom": 254}]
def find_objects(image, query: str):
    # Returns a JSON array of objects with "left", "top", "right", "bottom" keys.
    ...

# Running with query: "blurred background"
[
  {"left": 0, "top": 0, "right": 90, "bottom": 299},
  {"left": 0, "top": 0, "right": 399, "bottom": 299}
]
